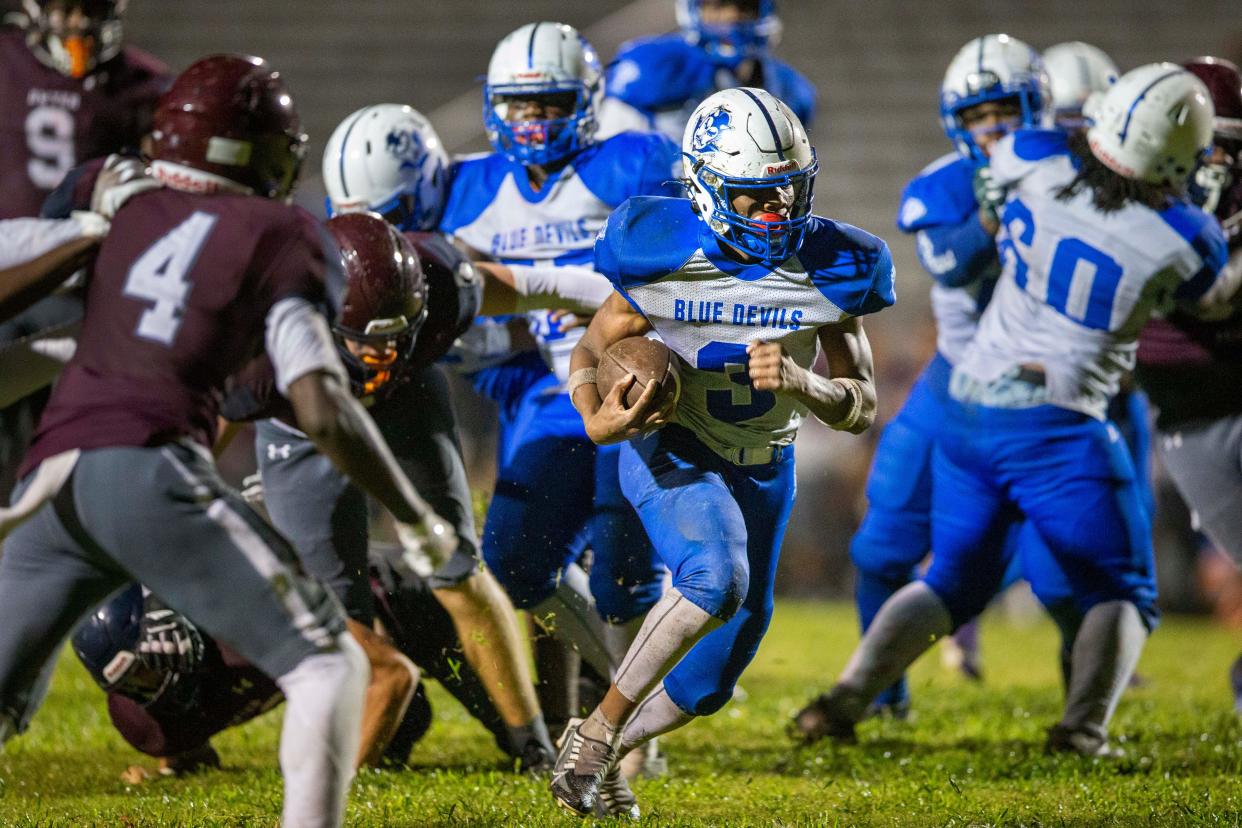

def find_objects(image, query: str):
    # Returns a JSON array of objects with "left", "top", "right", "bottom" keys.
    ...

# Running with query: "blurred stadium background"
[{"left": 6, "top": 0, "right": 1241, "bottom": 608}]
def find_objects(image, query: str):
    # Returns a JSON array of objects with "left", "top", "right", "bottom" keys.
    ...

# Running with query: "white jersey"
[
  {"left": 955, "top": 129, "right": 1229, "bottom": 419},
  {"left": 439, "top": 132, "right": 682, "bottom": 383},
  {"left": 596, "top": 196, "right": 895, "bottom": 458}
]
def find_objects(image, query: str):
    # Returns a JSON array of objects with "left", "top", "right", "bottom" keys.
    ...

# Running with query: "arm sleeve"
[
  {"left": 0, "top": 217, "right": 97, "bottom": 268},
  {"left": 509, "top": 264, "right": 614, "bottom": 312},
  {"left": 264, "top": 297, "right": 347, "bottom": 395},
  {"left": 915, "top": 215, "right": 997, "bottom": 288}
]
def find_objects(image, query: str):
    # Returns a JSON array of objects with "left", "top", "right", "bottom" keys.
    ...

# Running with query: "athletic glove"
[
  {"left": 91, "top": 154, "right": 161, "bottom": 220},
  {"left": 137, "top": 594, "right": 204, "bottom": 674},
  {"left": 973, "top": 164, "right": 1007, "bottom": 229}
]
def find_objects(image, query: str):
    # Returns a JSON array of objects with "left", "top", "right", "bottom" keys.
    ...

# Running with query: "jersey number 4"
[
  {"left": 123, "top": 212, "right": 218, "bottom": 346},
  {"left": 697, "top": 342, "right": 776, "bottom": 423}
]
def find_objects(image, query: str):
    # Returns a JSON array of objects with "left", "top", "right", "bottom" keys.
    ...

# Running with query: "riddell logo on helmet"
[
  {"left": 765, "top": 161, "right": 798, "bottom": 175},
  {"left": 1088, "top": 137, "right": 1138, "bottom": 178},
  {"left": 513, "top": 71, "right": 549, "bottom": 80}
]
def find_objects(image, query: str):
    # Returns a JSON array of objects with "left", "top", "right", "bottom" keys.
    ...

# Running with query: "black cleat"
[
  {"left": 549, "top": 718, "right": 615, "bottom": 817},
  {"left": 790, "top": 688, "right": 861, "bottom": 745}
]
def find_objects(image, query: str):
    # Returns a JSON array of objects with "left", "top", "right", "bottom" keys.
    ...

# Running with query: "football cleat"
[
  {"left": 549, "top": 718, "right": 614, "bottom": 816},
  {"left": 940, "top": 622, "right": 984, "bottom": 682},
  {"left": 1045, "top": 723, "right": 1125, "bottom": 759},
  {"left": 518, "top": 734, "right": 556, "bottom": 775},
  {"left": 595, "top": 760, "right": 640, "bottom": 820},
  {"left": 789, "top": 687, "right": 862, "bottom": 745}
]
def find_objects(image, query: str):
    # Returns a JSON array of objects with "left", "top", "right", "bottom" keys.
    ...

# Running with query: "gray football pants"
[
  {"left": 0, "top": 443, "right": 345, "bottom": 733},
  {"left": 1159, "top": 412, "right": 1242, "bottom": 565},
  {"left": 257, "top": 365, "right": 479, "bottom": 625}
]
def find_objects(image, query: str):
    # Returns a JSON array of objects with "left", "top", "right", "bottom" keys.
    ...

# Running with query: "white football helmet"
[
  {"left": 1087, "top": 63, "right": 1214, "bottom": 185},
  {"left": 484, "top": 22, "right": 602, "bottom": 166},
  {"left": 682, "top": 87, "right": 816, "bottom": 263},
  {"left": 1043, "top": 41, "right": 1119, "bottom": 127},
  {"left": 940, "top": 34, "right": 1050, "bottom": 162},
  {"left": 322, "top": 104, "right": 449, "bottom": 232}
]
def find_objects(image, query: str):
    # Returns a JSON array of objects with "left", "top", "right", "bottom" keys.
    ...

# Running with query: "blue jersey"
[
  {"left": 440, "top": 131, "right": 681, "bottom": 383},
  {"left": 897, "top": 153, "right": 1000, "bottom": 364},
  {"left": 959, "top": 129, "right": 1229, "bottom": 419},
  {"left": 598, "top": 33, "right": 816, "bottom": 142},
  {"left": 596, "top": 196, "right": 894, "bottom": 457}
]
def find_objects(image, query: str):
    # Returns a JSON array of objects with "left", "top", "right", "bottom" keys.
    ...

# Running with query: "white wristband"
[
  {"left": 827, "top": 377, "right": 865, "bottom": 431},
  {"left": 567, "top": 367, "right": 598, "bottom": 398}
]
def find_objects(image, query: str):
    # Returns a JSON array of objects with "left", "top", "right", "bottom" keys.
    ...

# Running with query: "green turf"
[{"left": 2, "top": 602, "right": 1239, "bottom": 826}]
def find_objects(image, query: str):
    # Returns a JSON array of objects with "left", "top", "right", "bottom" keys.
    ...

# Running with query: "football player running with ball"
[{"left": 551, "top": 87, "right": 894, "bottom": 818}]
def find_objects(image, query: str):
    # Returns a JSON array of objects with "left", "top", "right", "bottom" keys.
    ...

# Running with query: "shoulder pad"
[
  {"left": 798, "top": 218, "right": 896, "bottom": 317},
  {"left": 595, "top": 196, "right": 700, "bottom": 291},
  {"left": 439, "top": 152, "right": 511, "bottom": 234},
  {"left": 897, "top": 154, "right": 977, "bottom": 232},
  {"left": 606, "top": 34, "right": 715, "bottom": 111},
  {"left": 577, "top": 132, "right": 684, "bottom": 205},
  {"left": 989, "top": 129, "right": 1070, "bottom": 187},
  {"left": 1160, "top": 198, "right": 1229, "bottom": 273}
]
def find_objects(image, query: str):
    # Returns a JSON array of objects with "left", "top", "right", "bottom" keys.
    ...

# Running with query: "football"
[{"left": 596, "top": 336, "right": 680, "bottom": 411}]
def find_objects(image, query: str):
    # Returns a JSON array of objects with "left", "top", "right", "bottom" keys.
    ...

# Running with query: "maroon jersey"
[
  {"left": 21, "top": 185, "right": 336, "bottom": 477},
  {"left": 0, "top": 28, "right": 169, "bottom": 218}
]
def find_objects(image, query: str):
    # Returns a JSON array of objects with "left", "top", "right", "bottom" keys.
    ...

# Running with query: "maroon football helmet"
[
  {"left": 149, "top": 54, "right": 306, "bottom": 200},
  {"left": 1183, "top": 57, "right": 1242, "bottom": 227},
  {"left": 326, "top": 212, "right": 428, "bottom": 398},
  {"left": 22, "top": 0, "right": 125, "bottom": 78}
]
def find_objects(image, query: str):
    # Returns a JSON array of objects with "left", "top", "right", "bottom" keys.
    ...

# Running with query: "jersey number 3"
[
  {"left": 123, "top": 211, "right": 218, "bottom": 346},
  {"left": 697, "top": 342, "right": 776, "bottom": 423}
]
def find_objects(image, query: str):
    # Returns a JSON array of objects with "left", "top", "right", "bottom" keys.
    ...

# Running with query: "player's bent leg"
[
  {"left": 1159, "top": 413, "right": 1242, "bottom": 565},
  {"left": 70, "top": 444, "right": 365, "bottom": 827},
  {"left": 590, "top": 442, "right": 665, "bottom": 630},
  {"left": 276, "top": 636, "right": 369, "bottom": 828},
  {"left": 848, "top": 373, "right": 942, "bottom": 712},
  {"left": 432, "top": 563, "right": 554, "bottom": 771},
  {"left": 346, "top": 619, "right": 419, "bottom": 769},
  {"left": 256, "top": 422, "right": 375, "bottom": 623},
  {"left": 1005, "top": 412, "right": 1157, "bottom": 755},
  {"left": 0, "top": 485, "right": 121, "bottom": 742},
  {"left": 794, "top": 441, "right": 1009, "bottom": 744}
]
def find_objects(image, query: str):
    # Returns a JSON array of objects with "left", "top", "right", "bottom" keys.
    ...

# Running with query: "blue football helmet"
[
  {"left": 483, "top": 22, "right": 601, "bottom": 167},
  {"left": 71, "top": 584, "right": 183, "bottom": 703},
  {"left": 939, "top": 34, "right": 1050, "bottom": 163},
  {"left": 677, "top": 0, "right": 781, "bottom": 61}
]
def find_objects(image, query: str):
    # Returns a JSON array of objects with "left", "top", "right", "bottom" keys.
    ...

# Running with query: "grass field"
[{"left": 1, "top": 601, "right": 1239, "bottom": 827}]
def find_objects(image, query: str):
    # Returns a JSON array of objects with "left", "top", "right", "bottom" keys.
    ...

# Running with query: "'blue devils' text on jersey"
[
  {"left": 599, "top": 33, "right": 816, "bottom": 142},
  {"left": 957, "top": 129, "right": 1229, "bottom": 419},
  {"left": 597, "top": 196, "right": 894, "bottom": 457},
  {"left": 440, "top": 131, "right": 682, "bottom": 381},
  {"left": 897, "top": 153, "right": 1000, "bottom": 364}
]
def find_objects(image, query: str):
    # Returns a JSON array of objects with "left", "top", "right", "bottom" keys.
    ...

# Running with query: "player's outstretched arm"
[
  {"left": 568, "top": 291, "right": 672, "bottom": 444},
  {"left": 0, "top": 218, "right": 105, "bottom": 323},
  {"left": 473, "top": 261, "right": 613, "bottom": 317},
  {"left": 747, "top": 317, "right": 878, "bottom": 435}
]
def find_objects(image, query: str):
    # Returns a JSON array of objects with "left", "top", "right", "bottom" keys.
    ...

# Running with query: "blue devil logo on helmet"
[
  {"left": 691, "top": 106, "right": 733, "bottom": 153},
  {"left": 386, "top": 128, "right": 426, "bottom": 172}
]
